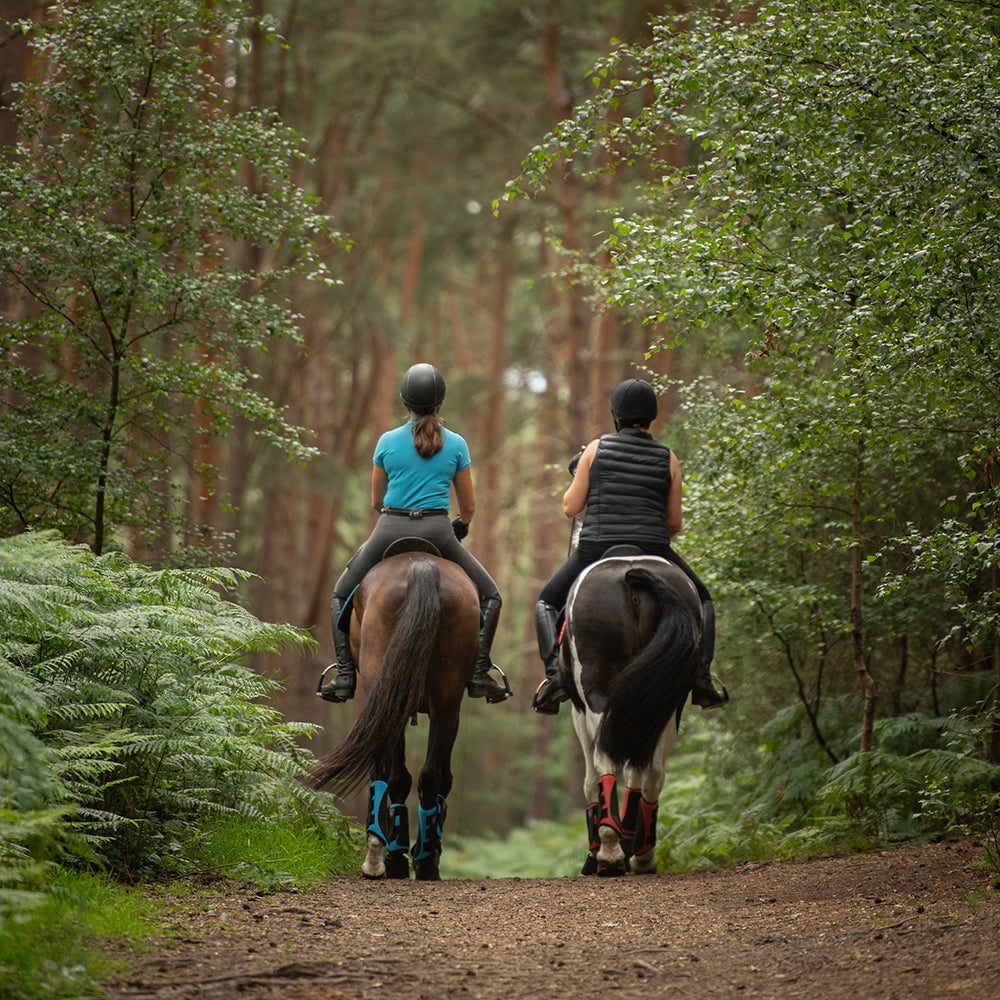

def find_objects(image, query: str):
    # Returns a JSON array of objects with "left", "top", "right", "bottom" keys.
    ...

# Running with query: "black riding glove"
[{"left": 451, "top": 517, "right": 469, "bottom": 541}]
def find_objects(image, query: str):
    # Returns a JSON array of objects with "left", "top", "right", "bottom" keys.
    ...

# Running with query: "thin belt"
[{"left": 380, "top": 507, "right": 449, "bottom": 518}]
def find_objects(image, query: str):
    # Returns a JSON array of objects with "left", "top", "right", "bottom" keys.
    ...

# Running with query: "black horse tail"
[
  {"left": 596, "top": 566, "right": 701, "bottom": 770},
  {"left": 309, "top": 559, "right": 442, "bottom": 793}
]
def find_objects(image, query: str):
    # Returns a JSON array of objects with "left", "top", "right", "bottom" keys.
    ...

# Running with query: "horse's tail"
[
  {"left": 596, "top": 566, "right": 701, "bottom": 769},
  {"left": 309, "top": 559, "right": 442, "bottom": 793}
]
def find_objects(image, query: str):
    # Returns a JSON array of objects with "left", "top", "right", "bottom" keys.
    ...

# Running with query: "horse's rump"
[
  {"left": 566, "top": 556, "right": 701, "bottom": 769},
  {"left": 310, "top": 554, "right": 478, "bottom": 794}
]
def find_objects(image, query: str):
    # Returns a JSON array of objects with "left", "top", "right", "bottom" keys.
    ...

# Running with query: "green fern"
[{"left": 0, "top": 531, "right": 336, "bottom": 882}]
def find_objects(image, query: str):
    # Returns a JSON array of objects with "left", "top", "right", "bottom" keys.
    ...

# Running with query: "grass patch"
[
  {"left": 441, "top": 820, "right": 587, "bottom": 879},
  {"left": 0, "top": 867, "right": 163, "bottom": 1000},
  {"left": 183, "top": 814, "right": 365, "bottom": 889},
  {"left": 0, "top": 816, "right": 364, "bottom": 999}
]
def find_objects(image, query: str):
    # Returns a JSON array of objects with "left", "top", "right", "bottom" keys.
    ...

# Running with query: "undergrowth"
[
  {"left": 0, "top": 815, "right": 363, "bottom": 1000},
  {"left": 441, "top": 709, "right": 1000, "bottom": 880},
  {"left": 0, "top": 867, "right": 162, "bottom": 1000},
  {"left": 0, "top": 532, "right": 358, "bottom": 999}
]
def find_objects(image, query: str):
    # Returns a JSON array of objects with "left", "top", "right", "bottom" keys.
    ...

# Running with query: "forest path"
[{"left": 96, "top": 839, "right": 1000, "bottom": 1000}]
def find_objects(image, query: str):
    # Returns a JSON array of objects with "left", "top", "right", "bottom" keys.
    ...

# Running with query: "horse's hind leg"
[
  {"left": 574, "top": 708, "right": 627, "bottom": 876},
  {"left": 595, "top": 772, "right": 628, "bottom": 876},
  {"left": 363, "top": 782, "right": 389, "bottom": 879},
  {"left": 574, "top": 708, "right": 604, "bottom": 875},
  {"left": 411, "top": 709, "right": 459, "bottom": 881},
  {"left": 620, "top": 777, "right": 659, "bottom": 875},
  {"left": 384, "top": 744, "right": 412, "bottom": 879},
  {"left": 362, "top": 741, "right": 411, "bottom": 880},
  {"left": 624, "top": 715, "right": 678, "bottom": 875}
]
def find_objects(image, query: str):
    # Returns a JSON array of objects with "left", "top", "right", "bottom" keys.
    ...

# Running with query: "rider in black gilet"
[{"left": 531, "top": 378, "right": 729, "bottom": 715}]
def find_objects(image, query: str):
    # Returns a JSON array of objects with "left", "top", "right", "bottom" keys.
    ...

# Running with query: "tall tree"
[
  {"left": 0, "top": 0, "right": 338, "bottom": 556},
  {"left": 236, "top": 2, "right": 685, "bottom": 798}
]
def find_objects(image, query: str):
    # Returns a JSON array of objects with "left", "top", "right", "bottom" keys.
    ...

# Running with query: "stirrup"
[
  {"left": 692, "top": 673, "right": 729, "bottom": 709},
  {"left": 532, "top": 676, "right": 568, "bottom": 715},
  {"left": 467, "top": 663, "right": 512, "bottom": 704},
  {"left": 316, "top": 662, "right": 356, "bottom": 703}
]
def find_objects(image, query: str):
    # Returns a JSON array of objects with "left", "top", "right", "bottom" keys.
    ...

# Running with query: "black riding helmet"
[
  {"left": 610, "top": 378, "right": 658, "bottom": 428},
  {"left": 400, "top": 363, "right": 446, "bottom": 413}
]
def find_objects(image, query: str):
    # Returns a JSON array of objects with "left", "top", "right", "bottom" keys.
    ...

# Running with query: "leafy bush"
[
  {"left": 652, "top": 704, "right": 1000, "bottom": 873},
  {"left": 0, "top": 531, "right": 359, "bottom": 997},
  {"left": 442, "top": 820, "right": 587, "bottom": 879}
]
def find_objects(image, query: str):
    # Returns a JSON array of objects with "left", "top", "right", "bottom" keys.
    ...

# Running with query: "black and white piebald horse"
[{"left": 561, "top": 550, "right": 702, "bottom": 875}]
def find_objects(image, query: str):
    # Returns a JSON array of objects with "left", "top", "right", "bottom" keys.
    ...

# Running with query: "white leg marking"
[
  {"left": 362, "top": 833, "right": 386, "bottom": 878},
  {"left": 629, "top": 848, "right": 658, "bottom": 874},
  {"left": 597, "top": 823, "right": 626, "bottom": 872}
]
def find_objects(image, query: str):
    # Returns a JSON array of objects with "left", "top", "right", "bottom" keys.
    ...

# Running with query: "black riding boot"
[
  {"left": 532, "top": 600, "right": 569, "bottom": 715},
  {"left": 466, "top": 595, "right": 512, "bottom": 703},
  {"left": 318, "top": 593, "right": 356, "bottom": 703},
  {"left": 691, "top": 599, "right": 729, "bottom": 709}
]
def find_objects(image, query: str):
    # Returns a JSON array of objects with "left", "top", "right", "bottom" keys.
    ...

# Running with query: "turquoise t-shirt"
[{"left": 374, "top": 419, "right": 471, "bottom": 510}]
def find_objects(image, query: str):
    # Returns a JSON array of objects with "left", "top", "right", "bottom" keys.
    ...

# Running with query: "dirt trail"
[{"left": 97, "top": 839, "right": 1000, "bottom": 1000}]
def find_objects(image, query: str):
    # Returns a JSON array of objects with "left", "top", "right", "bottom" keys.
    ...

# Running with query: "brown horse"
[
  {"left": 561, "top": 552, "right": 703, "bottom": 875},
  {"left": 310, "top": 548, "right": 480, "bottom": 881}
]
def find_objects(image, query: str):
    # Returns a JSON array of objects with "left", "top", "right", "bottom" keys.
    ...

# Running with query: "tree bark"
[{"left": 852, "top": 429, "right": 877, "bottom": 754}]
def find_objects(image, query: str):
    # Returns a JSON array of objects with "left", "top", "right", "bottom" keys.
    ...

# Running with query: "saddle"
[
  {"left": 600, "top": 544, "right": 644, "bottom": 559},
  {"left": 381, "top": 536, "right": 442, "bottom": 560},
  {"left": 336, "top": 537, "right": 443, "bottom": 631}
]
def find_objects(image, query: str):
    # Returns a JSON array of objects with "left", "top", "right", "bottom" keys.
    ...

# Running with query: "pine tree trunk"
[{"left": 852, "top": 430, "right": 877, "bottom": 754}]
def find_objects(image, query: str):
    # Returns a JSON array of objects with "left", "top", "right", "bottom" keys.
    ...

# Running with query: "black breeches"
[{"left": 333, "top": 513, "right": 500, "bottom": 607}]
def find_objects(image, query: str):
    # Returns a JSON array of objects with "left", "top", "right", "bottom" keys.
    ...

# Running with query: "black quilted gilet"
[{"left": 578, "top": 429, "right": 672, "bottom": 552}]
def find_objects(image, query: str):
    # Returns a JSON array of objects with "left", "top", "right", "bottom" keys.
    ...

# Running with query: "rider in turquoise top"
[
  {"left": 318, "top": 363, "right": 510, "bottom": 707},
  {"left": 374, "top": 421, "right": 471, "bottom": 510}
]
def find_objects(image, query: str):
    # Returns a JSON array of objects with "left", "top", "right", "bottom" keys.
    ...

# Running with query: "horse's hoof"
[
  {"left": 413, "top": 859, "right": 441, "bottom": 881},
  {"left": 629, "top": 849, "right": 658, "bottom": 875},
  {"left": 385, "top": 852, "right": 410, "bottom": 879},
  {"left": 596, "top": 862, "right": 627, "bottom": 877}
]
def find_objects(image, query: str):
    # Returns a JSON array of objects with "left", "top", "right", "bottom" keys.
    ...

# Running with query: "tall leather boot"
[
  {"left": 466, "top": 595, "right": 512, "bottom": 703},
  {"left": 318, "top": 592, "right": 356, "bottom": 703},
  {"left": 531, "top": 600, "right": 569, "bottom": 715},
  {"left": 691, "top": 599, "right": 729, "bottom": 709}
]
